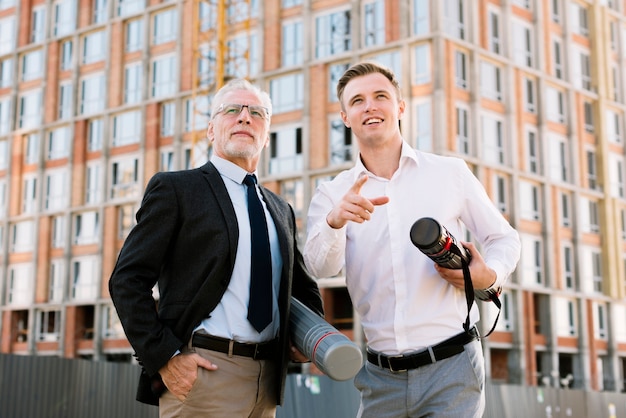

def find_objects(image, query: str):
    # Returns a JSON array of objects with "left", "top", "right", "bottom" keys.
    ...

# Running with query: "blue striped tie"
[{"left": 243, "top": 174, "right": 272, "bottom": 332}]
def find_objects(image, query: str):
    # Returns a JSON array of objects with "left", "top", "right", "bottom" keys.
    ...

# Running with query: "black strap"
[{"left": 454, "top": 246, "right": 501, "bottom": 338}]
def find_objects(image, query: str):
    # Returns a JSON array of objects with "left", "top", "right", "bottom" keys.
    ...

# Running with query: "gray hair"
[{"left": 210, "top": 79, "right": 272, "bottom": 120}]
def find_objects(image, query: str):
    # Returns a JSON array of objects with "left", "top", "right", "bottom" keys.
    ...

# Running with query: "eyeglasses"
[{"left": 214, "top": 103, "right": 270, "bottom": 120}]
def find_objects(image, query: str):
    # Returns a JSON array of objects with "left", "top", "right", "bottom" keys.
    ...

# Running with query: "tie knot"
[{"left": 244, "top": 174, "right": 257, "bottom": 187}]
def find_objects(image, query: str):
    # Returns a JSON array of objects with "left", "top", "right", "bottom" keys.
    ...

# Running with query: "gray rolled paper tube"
[{"left": 289, "top": 297, "right": 363, "bottom": 381}]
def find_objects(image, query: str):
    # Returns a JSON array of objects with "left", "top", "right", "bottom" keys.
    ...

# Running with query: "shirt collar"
[
  {"left": 210, "top": 155, "right": 255, "bottom": 185},
  {"left": 352, "top": 139, "right": 420, "bottom": 182}
]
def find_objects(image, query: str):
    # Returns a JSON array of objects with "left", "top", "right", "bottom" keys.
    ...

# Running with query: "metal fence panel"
[{"left": 3, "top": 354, "right": 626, "bottom": 418}]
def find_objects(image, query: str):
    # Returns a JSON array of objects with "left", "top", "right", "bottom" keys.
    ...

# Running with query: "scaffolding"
[{"left": 190, "top": 0, "right": 252, "bottom": 167}]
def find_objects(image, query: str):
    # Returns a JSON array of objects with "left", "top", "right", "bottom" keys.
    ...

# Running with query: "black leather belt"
[
  {"left": 367, "top": 327, "right": 479, "bottom": 372},
  {"left": 192, "top": 334, "right": 277, "bottom": 360}
]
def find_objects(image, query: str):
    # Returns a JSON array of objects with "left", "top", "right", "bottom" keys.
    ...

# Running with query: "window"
[
  {"left": 270, "top": 73, "right": 303, "bottom": 113},
  {"left": 118, "top": 204, "right": 138, "bottom": 238},
  {"left": 110, "top": 156, "right": 140, "bottom": 199},
  {"left": 456, "top": 106, "right": 469, "bottom": 155},
  {"left": 71, "top": 256, "right": 100, "bottom": 300},
  {"left": 587, "top": 199, "right": 600, "bottom": 233},
  {"left": 22, "top": 175, "right": 37, "bottom": 214},
  {"left": 58, "top": 82, "right": 73, "bottom": 120},
  {"left": 553, "top": 38, "right": 563, "bottom": 79},
  {"left": 570, "top": 3, "right": 589, "bottom": 36},
  {"left": 414, "top": 44, "right": 430, "bottom": 84},
  {"left": 587, "top": 150, "right": 597, "bottom": 190},
  {"left": 125, "top": 18, "right": 143, "bottom": 52},
  {"left": 11, "top": 220, "right": 35, "bottom": 252},
  {"left": 521, "top": 235, "right": 543, "bottom": 285},
  {"left": 53, "top": 0, "right": 76, "bottom": 37},
  {"left": 112, "top": 110, "right": 141, "bottom": 146},
  {"left": 88, "top": 119, "right": 103, "bottom": 151},
  {"left": 607, "top": 109, "right": 622, "bottom": 143},
  {"left": 31, "top": 6, "right": 46, "bottom": 43},
  {"left": 52, "top": 215, "right": 65, "bottom": 248},
  {"left": 60, "top": 40, "right": 73, "bottom": 70},
  {"left": 584, "top": 101, "right": 594, "bottom": 133},
  {"left": 546, "top": 87, "right": 565, "bottom": 124},
  {"left": 480, "top": 61, "right": 502, "bottom": 101},
  {"left": 520, "top": 181, "right": 541, "bottom": 221},
  {"left": 610, "top": 156, "right": 625, "bottom": 199},
  {"left": 45, "top": 169, "right": 68, "bottom": 211},
  {"left": 488, "top": 9, "right": 501, "bottom": 54},
  {"left": 572, "top": 48, "right": 591, "bottom": 91},
  {"left": 7, "top": 264, "right": 34, "bottom": 306},
  {"left": 482, "top": 115, "right": 504, "bottom": 164},
  {"left": 80, "top": 73, "right": 105, "bottom": 115},
  {"left": 0, "top": 58, "right": 12, "bottom": 88},
  {"left": 455, "top": 51, "right": 468, "bottom": 89},
  {"left": 561, "top": 192, "right": 572, "bottom": 227},
  {"left": 612, "top": 65, "right": 620, "bottom": 102},
  {"left": 592, "top": 251, "right": 602, "bottom": 292},
  {"left": 563, "top": 244, "right": 575, "bottom": 289},
  {"left": 329, "top": 118, "right": 352, "bottom": 165},
  {"left": 415, "top": 101, "right": 432, "bottom": 151},
  {"left": 412, "top": 0, "right": 430, "bottom": 35},
  {"left": 102, "top": 306, "right": 125, "bottom": 339},
  {"left": 512, "top": 0, "right": 530, "bottom": 9},
  {"left": 160, "top": 102, "right": 175, "bottom": 136},
  {"left": 226, "top": 33, "right": 259, "bottom": 78},
  {"left": 329, "top": 63, "right": 350, "bottom": 103},
  {"left": 184, "top": 96, "right": 210, "bottom": 132},
  {"left": 0, "top": 16, "right": 16, "bottom": 55},
  {"left": 152, "top": 8, "right": 177, "bottom": 45},
  {"left": 25, "top": 133, "right": 39, "bottom": 165},
  {"left": 151, "top": 54, "right": 176, "bottom": 98},
  {"left": 82, "top": 31, "right": 106, "bottom": 64},
  {"left": 549, "top": 134, "right": 569, "bottom": 183},
  {"left": 282, "top": 20, "right": 303, "bottom": 67},
  {"left": 93, "top": 0, "right": 108, "bottom": 23},
  {"left": 363, "top": 0, "right": 385, "bottom": 47},
  {"left": 281, "top": 179, "right": 304, "bottom": 218},
  {"left": 226, "top": 0, "right": 259, "bottom": 23},
  {"left": 21, "top": 49, "right": 44, "bottom": 81},
  {"left": 49, "top": 259, "right": 65, "bottom": 302},
  {"left": 0, "top": 179, "right": 6, "bottom": 218},
  {"left": 551, "top": 0, "right": 561, "bottom": 23},
  {"left": 0, "top": 97, "right": 11, "bottom": 135},
  {"left": 37, "top": 310, "right": 61, "bottom": 341},
  {"left": 85, "top": 162, "right": 102, "bottom": 204},
  {"left": 74, "top": 211, "right": 100, "bottom": 245},
  {"left": 526, "top": 128, "right": 539, "bottom": 174},
  {"left": 124, "top": 63, "right": 142, "bottom": 104},
  {"left": 595, "top": 303, "right": 607, "bottom": 339},
  {"left": 269, "top": 126, "right": 302, "bottom": 174},
  {"left": 117, "top": 0, "right": 144, "bottom": 17},
  {"left": 48, "top": 126, "right": 71, "bottom": 160},
  {"left": 513, "top": 21, "right": 533, "bottom": 67},
  {"left": 199, "top": 1, "right": 216, "bottom": 31},
  {"left": 315, "top": 9, "right": 351, "bottom": 59},
  {"left": 0, "top": 139, "right": 7, "bottom": 169},
  {"left": 494, "top": 174, "right": 508, "bottom": 213},
  {"left": 160, "top": 148, "right": 174, "bottom": 172},
  {"left": 524, "top": 78, "right": 536, "bottom": 113},
  {"left": 443, "top": 0, "right": 466, "bottom": 40}
]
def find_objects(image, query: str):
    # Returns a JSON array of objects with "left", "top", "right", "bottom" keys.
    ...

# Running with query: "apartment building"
[{"left": 0, "top": 0, "right": 625, "bottom": 393}]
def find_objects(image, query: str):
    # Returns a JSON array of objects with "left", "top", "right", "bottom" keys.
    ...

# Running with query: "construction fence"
[{"left": 1, "top": 353, "right": 625, "bottom": 418}]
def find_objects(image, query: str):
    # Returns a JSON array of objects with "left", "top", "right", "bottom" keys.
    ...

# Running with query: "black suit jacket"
[{"left": 109, "top": 161, "right": 323, "bottom": 405}]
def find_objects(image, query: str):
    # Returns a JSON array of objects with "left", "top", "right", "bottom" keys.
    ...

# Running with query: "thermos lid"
[{"left": 410, "top": 217, "right": 440, "bottom": 249}]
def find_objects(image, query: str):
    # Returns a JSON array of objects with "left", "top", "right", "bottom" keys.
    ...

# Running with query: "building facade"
[{"left": 0, "top": 0, "right": 625, "bottom": 393}]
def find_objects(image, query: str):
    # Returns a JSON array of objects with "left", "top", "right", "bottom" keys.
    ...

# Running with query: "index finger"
[{"left": 350, "top": 174, "right": 369, "bottom": 195}]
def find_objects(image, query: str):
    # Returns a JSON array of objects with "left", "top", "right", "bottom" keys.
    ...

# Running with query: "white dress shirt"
[
  {"left": 194, "top": 156, "right": 282, "bottom": 343},
  {"left": 304, "top": 141, "right": 520, "bottom": 355}
]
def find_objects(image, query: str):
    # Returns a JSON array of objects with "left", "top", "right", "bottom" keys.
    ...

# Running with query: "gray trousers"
[{"left": 355, "top": 340, "right": 485, "bottom": 418}]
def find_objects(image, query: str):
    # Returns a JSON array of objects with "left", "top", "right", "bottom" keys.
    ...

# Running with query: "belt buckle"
[
  {"left": 387, "top": 355, "right": 407, "bottom": 373},
  {"left": 252, "top": 343, "right": 262, "bottom": 360}
]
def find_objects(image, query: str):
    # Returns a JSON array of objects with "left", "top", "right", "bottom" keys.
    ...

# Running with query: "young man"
[
  {"left": 304, "top": 62, "right": 520, "bottom": 417},
  {"left": 109, "top": 79, "right": 323, "bottom": 418}
]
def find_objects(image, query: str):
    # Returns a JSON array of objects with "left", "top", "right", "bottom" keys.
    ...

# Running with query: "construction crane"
[{"left": 190, "top": 0, "right": 252, "bottom": 168}]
